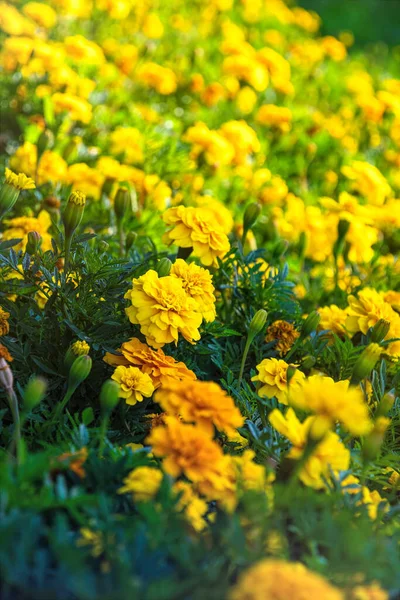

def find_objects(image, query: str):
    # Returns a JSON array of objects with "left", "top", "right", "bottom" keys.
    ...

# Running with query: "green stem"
[
  {"left": 118, "top": 222, "right": 124, "bottom": 257},
  {"left": 238, "top": 336, "right": 252, "bottom": 387},
  {"left": 98, "top": 414, "right": 109, "bottom": 457},
  {"left": 7, "top": 389, "right": 21, "bottom": 458},
  {"left": 64, "top": 236, "right": 72, "bottom": 272},
  {"left": 47, "top": 387, "right": 74, "bottom": 431}
]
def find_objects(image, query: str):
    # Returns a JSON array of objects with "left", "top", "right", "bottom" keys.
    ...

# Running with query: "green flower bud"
[
  {"left": 370, "top": 319, "right": 390, "bottom": 344},
  {"left": 300, "top": 355, "right": 316, "bottom": 370},
  {"left": 248, "top": 309, "right": 268, "bottom": 340},
  {"left": 350, "top": 343, "right": 382, "bottom": 386},
  {"left": 26, "top": 231, "right": 41, "bottom": 255},
  {"left": 98, "top": 240, "right": 109, "bottom": 253},
  {"left": 0, "top": 169, "right": 35, "bottom": 220},
  {"left": 63, "top": 191, "right": 86, "bottom": 238},
  {"left": 243, "top": 203, "right": 261, "bottom": 233},
  {"left": 63, "top": 137, "right": 80, "bottom": 163},
  {"left": 156, "top": 257, "right": 172, "bottom": 277},
  {"left": 23, "top": 377, "right": 47, "bottom": 411},
  {"left": 376, "top": 391, "right": 395, "bottom": 417},
  {"left": 37, "top": 129, "right": 54, "bottom": 157},
  {"left": 125, "top": 231, "right": 137, "bottom": 253},
  {"left": 300, "top": 311, "right": 320, "bottom": 339},
  {"left": 114, "top": 187, "right": 130, "bottom": 221},
  {"left": 67, "top": 355, "right": 92, "bottom": 394},
  {"left": 362, "top": 417, "right": 389, "bottom": 462},
  {"left": 100, "top": 379, "right": 120, "bottom": 413},
  {"left": 101, "top": 177, "right": 115, "bottom": 198},
  {"left": 298, "top": 231, "right": 307, "bottom": 258}
]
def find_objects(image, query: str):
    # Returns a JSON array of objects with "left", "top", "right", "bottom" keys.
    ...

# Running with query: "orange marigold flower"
[
  {"left": 265, "top": 320, "right": 300, "bottom": 355},
  {"left": 155, "top": 380, "right": 244, "bottom": 436},
  {"left": 162, "top": 206, "right": 230, "bottom": 267},
  {"left": 170, "top": 259, "right": 216, "bottom": 322},
  {"left": 0, "top": 343, "right": 13, "bottom": 362},
  {"left": 252, "top": 358, "right": 305, "bottom": 404},
  {"left": 104, "top": 337, "right": 196, "bottom": 389},
  {"left": 0, "top": 306, "right": 10, "bottom": 336},
  {"left": 230, "top": 559, "right": 344, "bottom": 600},
  {"left": 146, "top": 416, "right": 233, "bottom": 499}
]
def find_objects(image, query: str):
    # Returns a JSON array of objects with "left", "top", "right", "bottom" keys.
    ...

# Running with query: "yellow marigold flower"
[
  {"left": 231, "top": 449, "right": 273, "bottom": 493},
  {"left": 3, "top": 210, "right": 53, "bottom": 252},
  {"left": 64, "top": 35, "right": 105, "bottom": 65},
  {"left": 109, "top": 127, "right": 143, "bottom": 164},
  {"left": 22, "top": 2, "right": 57, "bottom": 28},
  {"left": 170, "top": 259, "right": 216, "bottom": 322},
  {"left": 341, "top": 161, "right": 392, "bottom": 206},
  {"left": 269, "top": 408, "right": 350, "bottom": 489},
  {"left": 252, "top": 358, "right": 305, "bottom": 404},
  {"left": 350, "top": 583, "right": 388, "bottom": 600},
  {"left": 137, "top": 62, "right": 177, "bottom": 95},
  {"left": 256, "top": 104, "right": 292, "bottom": 131},
  {"left": 318, "top": 305, "right": 348, "bottom": 336},
  {"left": 77, "top": 528, "right": 104, "bottom": 558},
  {"left": 52, "top": 93, "right": 93, "bottom": 124},
  {"left": 155, "top": 380, "right": 244, "bottom": 437},
  {"left": 0, "top": 307, "right": 10, "bottom": 336},
  {"left": 265, "top": 320, "right": 300, "bottom": 356},
  {"left": 173, "top": 481, "right": 208, "bottom": 532},
  {"left": 0, "top": 2, "right": 35, "bottom": 36},
  {"left": 230, "top": 559, "right": 344, "bottom": 600},
  {"left": 146, "top": 416, "right": 233, "bottom": 499},
  {"left": 124, "top": 270, "right": 202, "bottom": 348},
  {"left": 4, "top": 168, "right": 35, "bottom": 191},
  {"left": 143, "top": 12, "right": 164, "bottom": 39},
  {"left": 68, "top": 163, "right": 104, "bottom": 199},
  {"left": 341, "top": 475, "right": 389, "bottom": 520},
  {"left": 183, "top": 122, "right": 235, "bottom": 167},
  {"left": 289, "top": 375, "right": 373, "bottom": 436},
  {"left": 162, "top": 206, "right": 230, "bottom": 267},
  {"left": 111, "top": 365, "right": 154, "bottom": 405},
  {"left": 118, "top": 466, "right": 163, "bottom": 501},
  {"left": 71, "top": 340, "right": 90, "bottom": 356},
  {"left": 104, "top": 337, "right": 196, "bottom": 389},
  {"left": 219, "top": 120, "right": 260, "bottom": 165}
]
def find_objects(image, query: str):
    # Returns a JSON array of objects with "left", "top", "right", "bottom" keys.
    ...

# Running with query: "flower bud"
[
  {"left": 114, "top": 187, "right": 130, "bottom": 221},
  {"left": 63, "top": 136, "right": 80, "bottom": 163},
  {"left": 156, "top": 257, "right": 172, "bottom": 277},
  {"left": 300, "top": 355, "right": 316, "bottom": 370},
  {"left": 100, "top": 379, "right": 120, "bottom": 413},
  {"left": 64, "top": 341, "right": 90, "bottom": 371},
  {"left": 363, "top": 417, "right": 389, "bottom": 462},
  {"left": 0, "top": 169, "right": 35, "bottom": 220},
  {"left": 243, "top": 203, "right": 261, "bottom": 233},
  {"left": 376, "top": 391, "right": 395, "bottom": 418},
  {"left": 300, "top": 311, "right": 320, "bottom": 339},
  {"left": 370, "top": 319, "right": 390, "bottom": 344},
  {"left": 248, "top": 309, "right": 268, "bottom": 340},
  {"left": 350, "top": 343, "right": 382, "bottom": 386},
  {"left": 23, "top": 376, "right": 47, "bottom": 411},
  {"left": 63, "top": 191, "right": 86, "bottom": 238},
  {"left": 101, "top": 177, "right": 115, "bottom": 198},
  {"left": 67, "top": 355, "right": 92, "bottom": 394},
  {"left": 26, "top": 231, "right": 41, "bottom": 255},
  {"left": 125, "top": 231, "right": 137, "bottom": 253},
  {"left": 98, "top": 240, "right": 109, "bottom": 253},
  {"left": 37, "top": 129, "right": 54, "bottom": 157},
  {"left": 308, "top": 415, "right": 331, "bottom": 441}
]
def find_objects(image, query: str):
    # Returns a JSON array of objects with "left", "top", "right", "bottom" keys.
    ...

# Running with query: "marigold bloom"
[
  {"left": 23, "top": 2, "right": 57, "bottom": 28},
  {"left": 71, "top": 340, "right": 90, "bottom": 356},
  {"left": 118, "top": 466, "right": 163, "bottom": 501},
  {"left": 155, "top": 380, "right": 244, "bottom": 437},
  {"left": 341, "top": 475, "right": 389, "bottom": 520},
  {"left": 170, "top": 259, "right": 216, "bottom": 322},
  {"left": 230, "top": 559, "right": 344, "bottom": 600},
  {"left": 341, "top": 161, "right": 391, "bottom": 206},
  {"left": 125, "top": 270, "right": 202, "bottom": 348},
  {"left": 350, "top": 583, "right": 388, "bottom": 600},
  {"left": 4, "top": 168, "right": 35, "bottom": 191},
  {"left": 146, "top": 416, "right": 233, "bottom": 499},
  {"left": 265, "top": 320, "right": 300, "bottom": 356},
  {"left": 289, "top": 375, "right": 372, "bottom": 436},
  {"left": 269, "top": 408, "right": 350, "bottom": 489},
  {"left": 137, "top": 62, "right": 177, "bottom": 95},
  {"left": 104, "top": 337, "right": 196, "bottom": 389},
  {"left": 252, "top": 358, "right": 305, "bottom": 404},
  {"left": 163, "top": 206, "right": 230, "bottom": 267},
  {"left": 111, "top": 365, "right": 154, "bottom": 405},
  {"left": 52, "top": 92, "right": 93, "bottom": 124},
  {"left": 0, "top": 343, "right": 13, "bottom": 362},
  {"left": 0, "top": 307, "right": 10, "bottom": 336},
  {"left": 318, "top": 304, "right": 348, "bottom": 336},
  {"left": 173, "top": 481, "right": 208, "bottom": 531},
  {"left": 256, "top": 104, "right": 292, "bottom": 131}
]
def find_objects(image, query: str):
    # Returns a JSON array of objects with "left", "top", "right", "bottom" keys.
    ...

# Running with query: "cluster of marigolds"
[{"left": 0, "top": 0, "right": 400, "bottom": 598}]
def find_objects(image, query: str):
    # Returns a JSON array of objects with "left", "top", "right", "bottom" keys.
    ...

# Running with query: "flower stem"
[{"left": 238, "top": 336, "right": 252, "bottom": 387}]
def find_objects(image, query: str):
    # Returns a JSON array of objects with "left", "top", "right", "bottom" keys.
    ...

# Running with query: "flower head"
[
  {"left": 265, "top": 320, "right": 300, "bottom": 355},
  {"left": 104, "top": 337, "right": 196, "bottom": 389},
  {"left": 155, "top": 379, "right": 244, "bottom": 436},
  {"left": 0, "top": 343, "right": 13, "bottom": 362},
  {"left": 269, "top": 408, "right": 350, "bottom": 489},
  {"left": 170, "top": 259, "right": 216, "bottom": 322},
  {"left": 252, "top": 358, "right": 305, "bottom": 404},
  {"left": 111, "top": 365, "right": 154, "bottom": 405},
  {"left": 71, "top": 340, "right": 90, "bottom": 356},
  {"left": 118, "top": 466, "right": 163, "bottom": 502},
  {"left": 124, "top": 270, "right": 202, "bottom": 348},
  {"left": 289, "top": 374, "right": 373, "bottom": 436},
  {"left": 4, "top": 167, "right": 35, "bottom": 191},
  {"left": 0, "top": 307, "right": 10, "bottom": 336},
  {"left": 230, "top": 559, "right": 344, "bottom": 600},
  {"left": 162, "top": 206, "right": 230, "bottom": 267}
]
